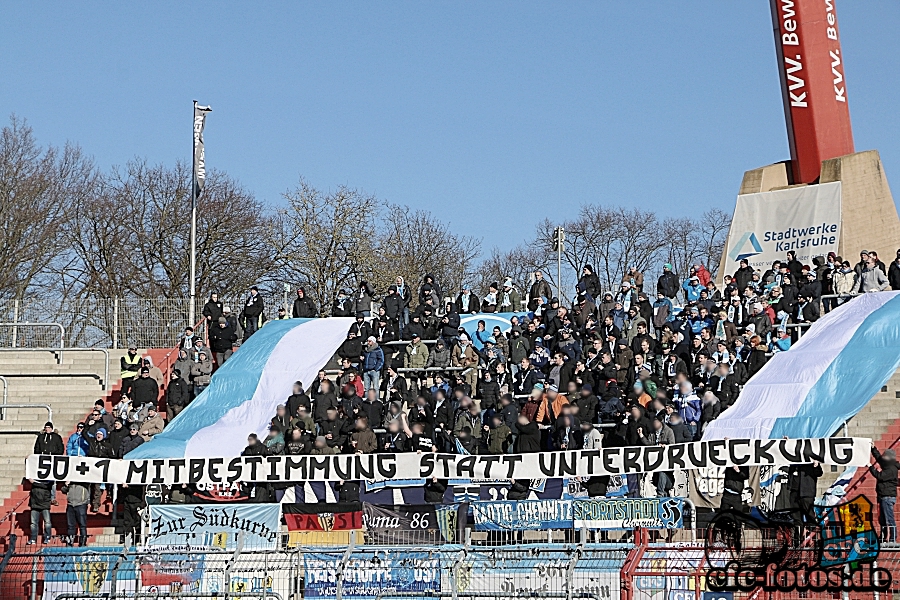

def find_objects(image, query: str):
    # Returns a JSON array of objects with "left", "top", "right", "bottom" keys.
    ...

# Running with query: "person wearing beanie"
[
  {"left": 209, "top": 314, "right": 238, "bottom": 366},
  {"left": 87, "top": 428, "right": 114, "bottom": 512},
  {"left": 34, "top": 422, "right": 64, "bottom": 456},
  {"left": 657, "top": 263, "right": 679, "bottom": 299},
  {"left": 166, "top": 368, "right": 190, "bottom": 421}
]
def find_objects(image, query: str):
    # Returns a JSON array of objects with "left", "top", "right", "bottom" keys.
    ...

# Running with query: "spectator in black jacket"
[
  {"left": 241, "top": 286, "right": 265, "bottom": 339},
  {"left": 787, "top": 461, "right": 823, "bottom": 525},
  {"left": 478, "top": 370, "right": 501, "bottom": 413},
  {"left": 119, "top": 423, "right": 144, "bottom": 457},
  {"left": 28, "top": 480, "right": 53, "bottom": 545},
  {"left": 131, "top": 368, "right": 159, "bottom": 408},
  {"left": 202, "top": 293, "right": 223, "bottom": 324},
  {"left": 287, "top": 381, "right": 313, "bottom": 419},
  {"left": 514, "top": 415, "right": 541, "bottom": 453},
  {"left": 320, "top": 407, "right": 347, "bottom": 449},
  {"left": 209, "top": 317, "right": 238, "bottom": 366},
  {"left": 870, "top": 444, "right": 899, "bottom": 542},
  {"left": 424, "top": 478, "right": 448, "bottom": 503},
  {"left": 657, "top": 264, "right": 679, "bottom": 299},
  {"left": 34, "top": 422, "right": 64, "bottom": 456},
  {"left": 292, "top": 287, "right": 317, "bottom": 318},
  {"left": 166, "top": 370, "right": 190, "bottom": 421}
]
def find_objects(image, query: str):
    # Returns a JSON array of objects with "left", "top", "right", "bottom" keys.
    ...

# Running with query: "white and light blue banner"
[
  {"left": 472, "top": 499, "right": 573, "bottom": 531},
  {"left": 304, "top": 552, "right": 440, "bottom": 599},
  {"left": 128, "top": 317, "right": 354, "bottom": 459},
  {"left": 722, "top": 181, "right": 841, "bottom": 275},
  {"left": 704, "top": 292, "right": 900, "bottom": 440},
  {"left": 147, "top": 503, "right": 281, "bottom": 550}
]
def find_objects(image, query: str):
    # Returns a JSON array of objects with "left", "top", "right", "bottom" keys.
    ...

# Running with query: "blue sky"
[{"left": 2, "top": 2, "right": 898, "bottom": 253}]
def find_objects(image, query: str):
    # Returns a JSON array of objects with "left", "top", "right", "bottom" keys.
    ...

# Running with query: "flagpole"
[{"left": 189, "top": 100, "right": 198, "bottom": 328}]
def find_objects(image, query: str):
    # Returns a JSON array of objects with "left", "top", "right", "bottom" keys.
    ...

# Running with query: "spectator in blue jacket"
[
  {"left": 66, "top": 422, "right": 89, "bottom": 457},
  {"left": 362, "top": 337, "right": 385, "bottom": 393},
  {"left": 682, "top": 275, "right": 704, "bottom": 303},
  {"left": 673, "top": 380, "right": 702, "bottom": 438}
]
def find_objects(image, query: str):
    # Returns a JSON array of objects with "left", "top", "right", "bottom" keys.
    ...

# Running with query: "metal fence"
[
  {"left": 3, "top": 534, "right": 900, "bottom": 600},
  {"left": 0, "top": 296, "right": 287, "bottom": 350}
]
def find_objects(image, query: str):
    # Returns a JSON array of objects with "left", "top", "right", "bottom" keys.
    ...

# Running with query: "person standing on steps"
[{"left": 870, "top": 443, "right": 899, "bottom": 543}]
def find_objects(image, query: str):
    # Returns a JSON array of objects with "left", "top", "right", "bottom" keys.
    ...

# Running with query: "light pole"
[{"left": 552, "top": 226, "right": 565, "bottom": 299}]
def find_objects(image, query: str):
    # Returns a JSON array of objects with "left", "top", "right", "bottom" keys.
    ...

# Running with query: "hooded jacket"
[{"left": 292, "top": 288, "right": 317, "bottom": 318}]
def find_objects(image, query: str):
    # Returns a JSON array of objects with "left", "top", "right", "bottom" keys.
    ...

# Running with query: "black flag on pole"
[{"left": 192, "top": 103, "right": 212, "bottom": 201}]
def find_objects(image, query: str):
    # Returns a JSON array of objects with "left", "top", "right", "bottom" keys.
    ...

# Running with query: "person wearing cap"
[
  {"left": 107, "top": 418, "right": 128, "bottom": 456},
  {"left": 119, "top": 344, "right": 142, "bottom": 396},
  {"left": 455, "top": 284, "right": 480, "bottom": 315},
  {"left": 130, "top": 365, "right": 159, "bottom": 409},
  {"left": 139, "top": 406, "right": 165, "bottom": 442},
  {"left": 119, "top": 422, "right": 144, "bottom": 457},
  {"left": 498, "top": 277, "right": 521, "bottom": 313},
  {"left": 34, "top": 421, "right": 64, "bottom": 456},
  {"left": 165, "top": 369, "right": 190, "bottom": 421},
  {"left": 202, "top": 292, "right": 224, "bottom": 323},
  {"left": 361, "top": 336, "right": 385, "bottom": 392},
  {"left": 87, "top": 428, "right": 114, "bottom": 511},
  {"left": 66, "top": 422, "right": 90, "bottom": 457},
  {"left": 190, "top": 352, "right": 213, "bottom": 396},
  {"left": 209, "top": 314, "right": 238, "bottom": 366},
  {"left": 859, "top": 252, "right": 891, "bottom": 293},
  {"left": 453, "top": 333, "right": 479, "bottom": 393},
  {"left": 403, "top": 332, "right": 429, "bottom": 382},
  {"left": 292, "top": 286, "right": 317, "bottom": 318},
  {"left": 682, "top": 274, "right": 703, "bottom": 303}
]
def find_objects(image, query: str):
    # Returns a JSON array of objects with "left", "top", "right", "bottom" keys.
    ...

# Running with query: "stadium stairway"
[
  {"left": 817, "top": 367, "right": 900, "bottom": 497},
  {"left": 0, "top": 349, "right": 132, "bottom": 547}
]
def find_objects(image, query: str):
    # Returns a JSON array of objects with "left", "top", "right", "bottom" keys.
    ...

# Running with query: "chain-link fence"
[{"left": 0, "top": 295, "right": 288, "bottom": 349}]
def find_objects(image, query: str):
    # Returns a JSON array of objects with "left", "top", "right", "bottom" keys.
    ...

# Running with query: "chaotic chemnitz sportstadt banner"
[
  {"left": 26, "top": 437, "right": 870, "bottom": 484},
  {"left": 304, "top": 551, "right": 440, "bottom": 600},
  {"left": 721, "top": 181, "right": 841, "bottom": 275},
  {"left": 146, "top": 503, "right": 281, "bottom": 550},
  {"left": 573, "top": 498, "right": 684, "bottom": 530}
]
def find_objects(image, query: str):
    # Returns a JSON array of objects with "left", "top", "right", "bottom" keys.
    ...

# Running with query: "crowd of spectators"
[{"left": 27, "top": 248, "right": 900, "bottom": 543}]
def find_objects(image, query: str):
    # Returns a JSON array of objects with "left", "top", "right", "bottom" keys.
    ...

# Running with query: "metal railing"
[
  {"left": 0, "top": 322, "right": 64, "bottom": 358},
  {"left": 0, "top": 403, "right": 52, "bottom": 425},
  {"left": 0, "top": 348, "right": 110, "bottom": 391}
]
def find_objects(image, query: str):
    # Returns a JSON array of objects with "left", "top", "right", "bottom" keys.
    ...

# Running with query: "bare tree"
[
  {"left": 0, "top": 116, "right": 97, "bottom": 298},
  {"left": 475, "top": 243, "right": 550, "bottom": 299},
  {"left": 272, "top": 179, "right": 380, "bottom": 315},
  {"left": 374, "top": 204, "right": 481, "bottom": 303}
]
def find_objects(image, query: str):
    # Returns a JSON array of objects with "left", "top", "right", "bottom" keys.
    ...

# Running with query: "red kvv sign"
[{"left": 770, "top": 0, "right": 854, "bottom": 184}]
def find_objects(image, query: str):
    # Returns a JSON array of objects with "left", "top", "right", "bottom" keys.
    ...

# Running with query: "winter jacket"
[
  {"left": 870, "top": 447, "right": 899, "bottom": 499},
  {"left": 166, "top": 377, "right": 190, "bottom": 408},
  {"left": 209, "top": 323, "right": 238, "bottom": 353},
  {"left": 202, "top": 298, "right": 224, "bottom": 322},
  {"left": 66, "top": 432, "right": 90, "bottom": 456},
  {"left": 452, "top": 344, "right": 478, "bottom": 369},
  {"left": 833, "top": 269, "right": 858, "bottom": 295},
  {"left": 455, "top": 292, "right": 480, "bottom": 314},
  {"left": 131, "top": 376, "right": 159, "bottom": 406},
  {"left": 514, "top": 420, "right": 542, "bottom": 453},
  {"left": 34, "top": 431, "right": 64, "bottom": 455},
  {"left": 673, "top": 391, "right": 701, "bottom": 424},
  {"left": 139, "top": 414, "right": 165, "bottom": 441},
  {"left": 404, "top": 340, "right": 429, "bottom": 370},
  {"left": 682, "top": 280, "right": 703, "bottom": 302},
  {"left": 362, "top": 345, "right": 385, "bottom": 373},
  {"left": 243, "top": 293, "right": 264, "bottom": 318},
  {"left": 119, "top": 433, "right": 144, "bottom": 457},
  {"left": 30, "top": 480, "right": 52, "bottom": 511},
  {"left": 657, "top": 271, "right": 680, "bottom": 299},
  {"left": 292, "top": 290, "right": 317, "bottom": 318},
  {"left": 191, "top": 361, "right": 213, "bottom": 386},
  {"left": 425, "top": 340, "right": 451, "bottom": 369}
]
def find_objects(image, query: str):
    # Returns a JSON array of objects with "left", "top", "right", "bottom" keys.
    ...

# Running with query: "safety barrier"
[{"left": 3, "top": 536, "right": 899, "bottom": 600}]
